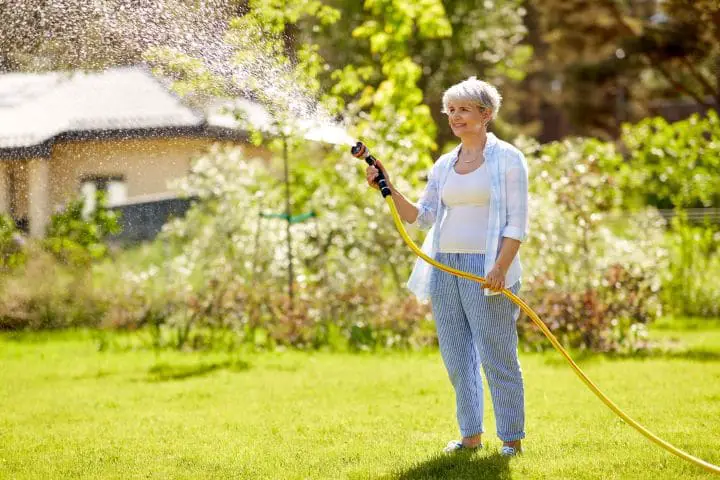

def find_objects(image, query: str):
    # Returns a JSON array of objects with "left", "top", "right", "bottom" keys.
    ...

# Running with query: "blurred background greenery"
[{"left": 0, "top": 0, "right": 718, "bottom": 354}]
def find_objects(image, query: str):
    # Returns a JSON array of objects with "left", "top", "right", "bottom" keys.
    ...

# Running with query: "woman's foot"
[
  {"left": 443, "top": 434, "right": 483, "bottom": 453},
  {"left": 500, "top": 440, "right": 522, "bottom": 457}
]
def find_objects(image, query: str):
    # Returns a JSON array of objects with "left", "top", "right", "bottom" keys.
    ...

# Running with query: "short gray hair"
[{"left": 442, "top": 76, "right": 502, "bottom": 120}]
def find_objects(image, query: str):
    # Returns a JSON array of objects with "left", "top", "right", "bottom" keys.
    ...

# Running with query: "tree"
[
  {"left": 0, "top": 0, "right": 244, "bottom": 72},
  {"left": 306, "top": 0, "right": 532, "bottom": 149},
  {"left": 530, "top": 0, "right": 720, "bottom": 139}
]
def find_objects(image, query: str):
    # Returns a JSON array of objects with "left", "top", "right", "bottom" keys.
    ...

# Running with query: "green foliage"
[
  {"left": 531, "top": 0, "right": 720, "bottom": 138},
  {"left": 314, "top": 0, "right": 531, "bottom": 145},
  {"left": 0, "top": 247, "right": 103, "bottom": 331},
  {"left": 42, "top": 191, "right": 122, "bottom": 267},
  {"left": 132, "top": 0, "right": 445, "bottom": 350},
  {"left": 519, "top": 136, "right": 667, "bottom": 351},
  {"left": 619, "top": 110, "right": 720, "bottom": 209},
  {"left": 663, "top": 214, "right": 720, "bottom": 318},
  {"left": 99, "top": 144, "right": 433, "bottom": 351},
  {"left": 329, "top": 0, "right": 455, "bottom": 186},
  {"left": 0, "top": 195, "right": 119, "bottom": 331},
  {"left": 245, "top": 0, "right": 340, "bottom": 30},
  {"left": 607, "top": 111, "right": 720, "bottom": 319},
  {"left": 0, "top": 214, "right": 26, "bottom": 271}
]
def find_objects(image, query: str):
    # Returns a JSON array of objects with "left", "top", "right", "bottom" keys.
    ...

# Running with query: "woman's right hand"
[{"left": 366, "top": 159, "right": 391, "bottom": 190}]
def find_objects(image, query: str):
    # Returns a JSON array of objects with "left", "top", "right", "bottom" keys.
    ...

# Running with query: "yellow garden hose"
[{"left": 382, "top": 194, "right": 720, "bottom": 474}]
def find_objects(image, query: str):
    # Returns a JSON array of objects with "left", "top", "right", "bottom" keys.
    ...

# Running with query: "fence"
[{"left": 657, "top": 208, "right": 720, "bottom": 225}]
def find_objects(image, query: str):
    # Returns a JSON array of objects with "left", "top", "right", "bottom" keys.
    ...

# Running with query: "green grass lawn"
[{"left": 1, "top": 322, "right": 719, "bottom": 479}]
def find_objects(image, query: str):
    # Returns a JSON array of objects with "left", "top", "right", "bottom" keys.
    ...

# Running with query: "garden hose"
[{"left": 350, "top": 141, "right": 720, "bottom": 475}]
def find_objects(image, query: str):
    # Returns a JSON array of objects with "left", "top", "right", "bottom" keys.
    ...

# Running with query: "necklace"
[
  {"left": 459, "top": 144, "right": 485, "bottom": 163},
  {"left": 461, "top": 152, "right": 483, "bottom": 163}
]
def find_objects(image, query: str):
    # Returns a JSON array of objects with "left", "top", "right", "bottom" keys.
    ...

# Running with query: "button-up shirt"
[{"left": 406, "top": 132, "right": 530, "bottom": 299}]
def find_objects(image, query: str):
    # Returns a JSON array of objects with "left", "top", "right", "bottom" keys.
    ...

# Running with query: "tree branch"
[
  {"left": 680, "top": 56, "right": 718, "bottom": 102},
  {"left": 603, "top": 0, "right": 713, "bottom": 106},
  {"left": 651, "top": 58, "right": 713, "bottom": 106}
]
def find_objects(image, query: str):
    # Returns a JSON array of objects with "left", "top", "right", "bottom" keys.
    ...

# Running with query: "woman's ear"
[{"left": 483, "top": 109, "right": 493, "bottom": 126}]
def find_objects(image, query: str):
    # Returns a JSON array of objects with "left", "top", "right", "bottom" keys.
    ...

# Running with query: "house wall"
[
  {"left": 1, "top": 136, "right": 271, "bottom": 236},
  {"left": 28, "top": 159, "right": 50, "bottom": 237},
  {"left": 0, "top": 162, "right": 10, "bottom": 215},
  {"left": 3, "top": 160, "right": 31, "bottom": 221},
  {"left": 48, "top": 137, "right": 270, "bottom": 209}
]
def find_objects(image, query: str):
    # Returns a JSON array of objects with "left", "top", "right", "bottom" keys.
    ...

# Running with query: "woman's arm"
[
  {"left": 485, "top": 152, "right": 529, "bottom": 291},
  {"left": 388, "top": 186, "right": 420, "bottom": 224},
  {"left": 501, "top": 152, "right": 529, "bottom": 243},
  {"left": 367, "top": 159, "right": 440, "bottom": 229}
]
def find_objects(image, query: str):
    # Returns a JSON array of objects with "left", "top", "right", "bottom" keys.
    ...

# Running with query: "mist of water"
[{"left": 2, "top": 0, "right": 356, "bottom": 146}]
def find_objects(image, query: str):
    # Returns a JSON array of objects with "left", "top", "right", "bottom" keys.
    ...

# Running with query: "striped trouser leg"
[
  {"left": 430, "top": 252, "right": 484, "bottom": 438},
  {"left": 430, "top": 252, "right": 526, "bottom": 442},
  {"left": 456, "top": 254, "right": 525, "bottom": 442}
]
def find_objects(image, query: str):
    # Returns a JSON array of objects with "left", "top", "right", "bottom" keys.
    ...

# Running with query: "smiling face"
[{"left": 446, "top": 100, "right": 491, "bottom": 138}]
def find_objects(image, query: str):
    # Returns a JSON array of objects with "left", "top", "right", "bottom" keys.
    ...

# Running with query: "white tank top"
[{"left": 439, "top": 162, "right": 490, "bottom": 253}]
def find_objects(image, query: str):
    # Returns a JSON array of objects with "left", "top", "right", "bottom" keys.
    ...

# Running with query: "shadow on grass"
[
  {"left": 146, "top": 358, "right": 250, "bottom": 382},
  {"left": 387, "top": 451, "right": 511, "bottom": 480}
]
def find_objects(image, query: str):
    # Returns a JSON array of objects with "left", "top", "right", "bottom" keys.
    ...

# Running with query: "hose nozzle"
[{"left": 351, "top": 141, "right": 392, "bottom": 198}]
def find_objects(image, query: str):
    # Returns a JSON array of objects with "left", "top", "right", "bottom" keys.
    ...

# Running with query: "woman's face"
[{"left": 446, "top": 100, "right": 490, "bottom": 137}]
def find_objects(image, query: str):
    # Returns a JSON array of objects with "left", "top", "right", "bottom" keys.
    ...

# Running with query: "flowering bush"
[
  {"left": 96, "top": 141, "right": 432, "bottom": 350},
  {"left": 100, "top": 133, "right": 669, "bottom": 353},
  {"left": 518, "top": 137, "right": 667, "bottom": 351}
]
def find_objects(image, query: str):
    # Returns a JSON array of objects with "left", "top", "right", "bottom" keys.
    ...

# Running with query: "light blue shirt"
[{"left": 406, "top": 133, "right": 530, "bottom": 299}]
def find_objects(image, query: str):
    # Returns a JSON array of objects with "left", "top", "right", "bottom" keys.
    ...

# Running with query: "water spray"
[{"left": 349, "top": 141, "right": 720, "bottom": 475}]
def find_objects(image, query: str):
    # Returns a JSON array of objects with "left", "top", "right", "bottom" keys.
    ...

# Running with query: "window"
[{"left": 80, "top": 175, "right": 127, "bottom": 217}]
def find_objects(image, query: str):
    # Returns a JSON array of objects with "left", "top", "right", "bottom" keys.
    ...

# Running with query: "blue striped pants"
[{"left": 429, "top": 252, "right": 525, "bottom": 442}]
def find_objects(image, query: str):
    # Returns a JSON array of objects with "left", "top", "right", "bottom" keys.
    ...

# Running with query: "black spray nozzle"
[
  {"left": 350, "top": 141, "right": 392, "bottom": 198},
  {"left": 350, "top": 141, "right": 368, "bottom": 159}
]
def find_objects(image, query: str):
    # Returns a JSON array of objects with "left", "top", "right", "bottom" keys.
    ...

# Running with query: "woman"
[{"left": 366, "top": 77, "right": 529, "bottom": 457}]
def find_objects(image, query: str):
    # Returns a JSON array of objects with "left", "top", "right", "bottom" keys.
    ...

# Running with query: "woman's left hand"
[{"left": 485, "top": 265, "right": 507, "bottom": 292}]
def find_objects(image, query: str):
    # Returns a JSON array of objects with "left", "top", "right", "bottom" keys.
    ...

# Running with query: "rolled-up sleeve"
[
  {"left": 502, "top": 152, "right": 529, "bottom": 242},
  {"left": 409, "top": 163, "right": 440, "bottom": 230}
]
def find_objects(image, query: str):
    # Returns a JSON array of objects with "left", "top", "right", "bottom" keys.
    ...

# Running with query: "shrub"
[
  {"left": 615, "top": 111, "right": 720, "bottom": 319},
  {"left": 0, "top": 214, "right": 26, "bottom": 272},
  {"left": 43, "top": 191, "right": 121, "bottom": 267},
  {"left": 619, "top": 110, "right": 720, "bottom": 210},
  {"left": 0, "top": 246, "right": 104, "bottom": 331},
  {"left": 662, "top": 214, "right": 720, "bottom": 317},
  {"left": 105, "top": 136, "right": 664, "bottom": 353},
  {"left": 519, "top": 136, "right": 667, "bottom": 352}
]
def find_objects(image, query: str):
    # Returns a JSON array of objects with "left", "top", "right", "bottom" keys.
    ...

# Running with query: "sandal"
[
  {"left": 443, "top": 440, "right": 483, "bottom": 454},
  {"left": 500, "top": 445, "right": 522, "bottom": 456}
]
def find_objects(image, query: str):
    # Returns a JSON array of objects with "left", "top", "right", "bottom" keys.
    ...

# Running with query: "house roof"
[{"left": 0, "top": 66, "right": 248, "bottom": 159}]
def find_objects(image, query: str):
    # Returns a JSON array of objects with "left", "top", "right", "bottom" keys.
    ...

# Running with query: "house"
[{"left": 0, "top": 66, "right": 271, "bottom": 239}]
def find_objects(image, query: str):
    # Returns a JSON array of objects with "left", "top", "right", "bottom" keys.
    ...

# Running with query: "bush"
[
  {"left": 662, "top": 215, "right": 720, "bottom": 317},
  {"left": 0, "top": 246, "right": 104, "bottom": 331},
  {"left": 100, "top": 135, "right": 665, "bottom": 353},
  {"left": 43, "top": 191, "right": 121, "bottom": 267},
  {"left": 0, "top": 214, "right": 26, "bottom": 271},
  {"left": 619, "top": 110, "right": 720, "bottom": 210},
  {"left": 615, "top": 110, "right": 720, "bottom": 319},
  {"left": 0, "top": 192, "right": 121, "bottom": 331},
  {"left": 518, "top": 136, "right": 666, "bottom": 352}
]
